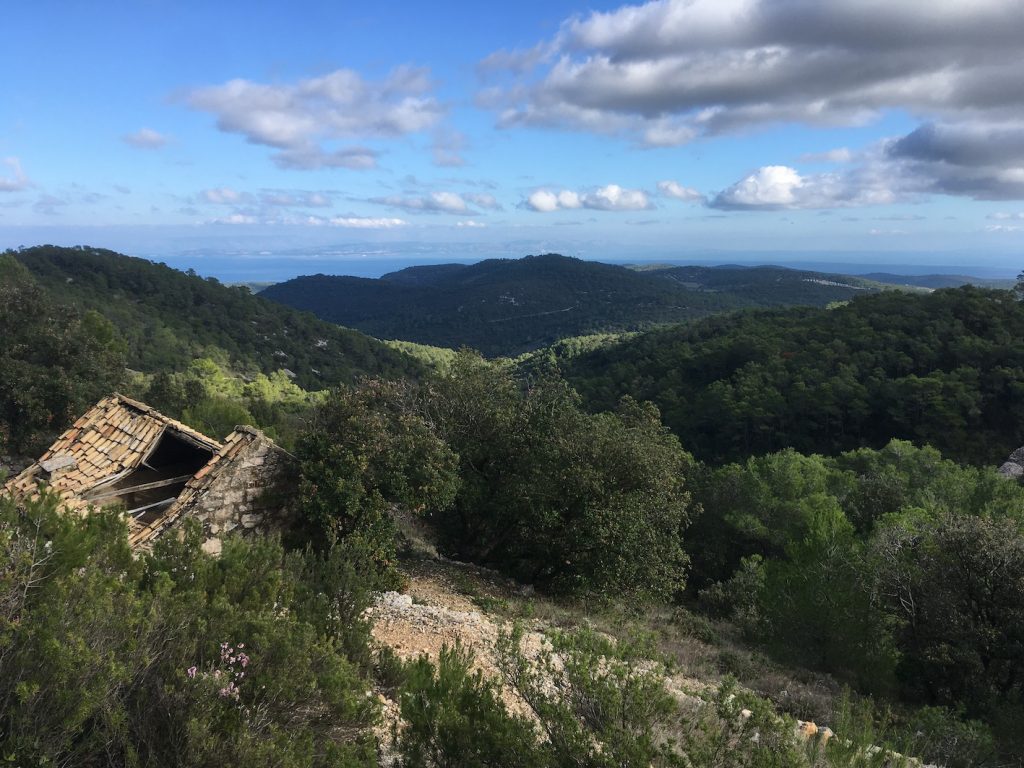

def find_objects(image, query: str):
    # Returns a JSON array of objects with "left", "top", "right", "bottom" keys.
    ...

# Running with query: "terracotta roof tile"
[{"left": 4, "top": 393, "right": 222, "bottom": 514}]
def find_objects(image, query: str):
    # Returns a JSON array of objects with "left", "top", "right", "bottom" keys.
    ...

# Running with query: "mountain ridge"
[{"left": 261, "top": 254, "right": 899, "bottom": 356}]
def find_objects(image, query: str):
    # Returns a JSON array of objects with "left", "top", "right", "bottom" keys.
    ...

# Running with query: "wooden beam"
[
  {"left": 126, "top": 497, "right": 177, "bottom": 518},
  {"left": 86, "top": 474, "right": 192, "bottom": 502}
]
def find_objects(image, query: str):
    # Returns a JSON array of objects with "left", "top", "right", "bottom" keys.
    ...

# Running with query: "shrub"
[
  {"left": 396, "top": 643, "right": 547, "bottom": 767},
  {"left": 292, "top": 378, "right": 459, "bottom": 579},
  {"left": 426, "top": 352, "right": 694, "bottom": 600},
  {"left": 0, "top": 489, "right": 381, "bottom": 767}
]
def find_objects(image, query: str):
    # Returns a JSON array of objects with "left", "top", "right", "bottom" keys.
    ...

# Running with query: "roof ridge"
[{"left": 107, "top": 392, "right": 222, "bottom": 450}]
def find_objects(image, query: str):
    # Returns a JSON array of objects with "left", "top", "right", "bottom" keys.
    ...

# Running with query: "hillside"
[
  {"left": 261, "top": 254, "right": 890, "bottom": 357},
  {"left": 861, "top": 272, "right": 1016, "bottom": 290},
  {"left": 10, "top": 245, "right": 422, "bottom": 389},
  {"left": 565, "top": 285, "right": 1024, "bottom": 466},
  {"left": 635, "top": 263, "right": 889, "bottom": 303}
]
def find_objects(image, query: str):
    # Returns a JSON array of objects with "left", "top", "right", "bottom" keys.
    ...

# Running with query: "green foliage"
[
  {"left": 568, "top": 286, "right": 1024, "bottom": 465},
  {"left": 0, "top": 488, "right": 380, "bottom": 767},
  {"left": 0, "top": 254, "right": 125, "bottom": 454},
  {"left": 900, "top": 706, "right": 998, "bottom": 768},
  {"left": 396, "top": 643, "right": 547, "bottom": 767},
  {"left": 868, "top": 510, "right": 1024, "bottom": 716},
  {"left": 691, "top": 439, "right": 1024, "bottom": 752},
  {"left": 292, "top": 379, "right": 460, "bottom": 578},
  {"left": 498, "top": 625, "right": 685, "bottom": 767},
  {"left": 143, "top": 357, "right": 322, "bottom": 445},
  {"left": 11, "top": 244, "right": 423, "bottom": 390},
  {"left": 425, "top": 351, "right": 693, "bottom": 599}
]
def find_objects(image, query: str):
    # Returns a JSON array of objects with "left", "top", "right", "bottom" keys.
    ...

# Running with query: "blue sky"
[{"left": 3, "top": 0, "right": 1024, "bottom": 275}]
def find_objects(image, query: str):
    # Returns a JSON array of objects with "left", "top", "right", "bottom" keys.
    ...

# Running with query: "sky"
[{"left": 3, "top": 0, "right": 1024, "bottom": 276}]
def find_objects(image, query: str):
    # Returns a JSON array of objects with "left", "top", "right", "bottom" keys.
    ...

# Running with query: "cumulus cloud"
[
  {"left": 525, "top": 189, "right": 582, "bottom": 212},
  {"left": 525, "top": 184, "right": 652, "bottom": 212},
  {"left": 485, "top": 0, "right": 1024, "bottom": 150},
  {"left": 657, "top": 180, "right": 704, "bottom": 202},
  {"left": 711, "top": 162, "right": 900, "bottom": 210},
  {"left": 370, "top": 191, "right": 478, "bottom": 215},
  {"left": 0, "top": 158, "right": 30, "bottom": 192},
  {"left": 585, "top": 184, "right": 652, "bottom": 211},
  {"left": 122, "top": 128, "right": 169, "bottom": 149},
  {"left": 186, "top": 66, "right": 443, "bottom": 169}
]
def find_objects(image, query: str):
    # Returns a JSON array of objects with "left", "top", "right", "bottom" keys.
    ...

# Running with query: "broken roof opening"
[{"left": 83, "top": 428, "right": 216, "bottom": 523}]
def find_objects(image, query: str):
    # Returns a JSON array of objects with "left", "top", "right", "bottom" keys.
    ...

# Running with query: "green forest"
[
  {"left": 2, "top": 245, "right": 1024, "bottom": 766},
  {"left": 261, "top": 254, "right": 890, "bottom": 356},
  {"left": 567, "top": 286, "right": 1024, "bottom": 465},
  {"left": 11, "top": 245, "right": 423, "bottom": 389}
]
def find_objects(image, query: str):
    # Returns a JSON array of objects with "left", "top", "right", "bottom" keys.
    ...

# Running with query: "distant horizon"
[{"left": 17, "top": 245, "right": 1012, "bottom": 284}]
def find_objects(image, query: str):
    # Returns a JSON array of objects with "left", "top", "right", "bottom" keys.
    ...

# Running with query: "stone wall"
[{"left": 174, "top": 427, "right": 296, "bottom": 555}]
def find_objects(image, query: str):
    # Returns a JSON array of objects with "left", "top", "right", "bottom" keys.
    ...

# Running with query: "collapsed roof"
[{"left": 5, "top": 394, "right": 292, "bottom": 550}]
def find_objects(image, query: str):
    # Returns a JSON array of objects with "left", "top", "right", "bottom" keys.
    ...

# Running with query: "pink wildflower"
[{"left": 186, "top": 666, "right": 197, "bottom": 679}]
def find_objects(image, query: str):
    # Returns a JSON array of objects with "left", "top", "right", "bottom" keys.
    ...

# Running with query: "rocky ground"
[{"left": 365, "top": 514, "right": 935, "bottom": 767}]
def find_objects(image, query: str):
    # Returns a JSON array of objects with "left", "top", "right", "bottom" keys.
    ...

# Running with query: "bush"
[
  {"left": 396, "top": 643, "right": 547, "bottom": 767},
  {"left": 426, "top": 352, "right": 694, "bottom": 600},
  {"left": 292, "top": 378, "right": 460, "bottom": 579},
  {"left": 0, "top": 489, "right": 381, "bottom": 767}
]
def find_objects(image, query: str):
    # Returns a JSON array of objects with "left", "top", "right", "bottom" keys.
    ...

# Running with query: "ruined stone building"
[{"left": 4, "top": 394, "right": 294, "bottom": 552}]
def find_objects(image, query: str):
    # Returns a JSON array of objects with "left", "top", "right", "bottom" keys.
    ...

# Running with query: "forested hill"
[
  {"left": 261, "top": 254, "right": 888, "bottom": 357},
  {"left": 10, "top": 245, "right": 422, "bottom": 389},
  {"left": 566, "top": 286, "right": 1024, "bottom": 466},
  {"left": 638, "top": 264, "right": 886, "bottom": 303}
]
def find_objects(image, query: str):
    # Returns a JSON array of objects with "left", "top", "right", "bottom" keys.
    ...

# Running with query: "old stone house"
[{"left": 4, "top": 393, "right": 294, "bottom": 552}]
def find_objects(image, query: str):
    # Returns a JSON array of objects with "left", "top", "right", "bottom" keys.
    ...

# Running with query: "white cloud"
[
  {"left": 987, "top": 224, "right": 1023, "bottom": 233},
  {"left": 209, "top": 213, "right": 258, "bottom": 225},
  {"left": 585, "top": 184, "right": 651, "bottom": 211},
  {"left": 456, "top": 220, "right": 486, "bottom": 228},
  {"left": 328, "top": 216, "right": 407, "bottom": 228},
  {"left": 525, "top": 189, "right": 581, "bottom": 212},
  {"left": 186, "top": 66, "right": 442, "bottom": 169},
  {"left": 200, "top": 187, "right": 250, "bottom": 204},
  {"left": 272, "top": 145, "right": 379, "bottom": 170},
  {"left": 799, "top": 148, "right": 854, "bottom": 164},
  {"left": 525, "top": 184, "right": 651, "bottom": 212},
  {"left": 657, "top": 180, "right": 704, "bottom": 202},
  {"left": 711, "top": 161, "right": 901, "bottom": 210},
  {"left": 989, "top": 212, "right": 1024, "bottom": 220},
  {"left": 370, "top": 191, "right": 477, "bottom": 215},
  {"left": 260, "top": 191, "right": 332, "bottom": 207},
  {"left": 122, "top": 128, "right": 169, "bottom": 149},
  {"left": 714, "top": 166, "right": 804, "bottom": 209},
  {"left": 464, "top": 192, "right": 502, "bottom": 210},
  {"left": 0, "top": 158, "right": 30, "bottom": 192}
]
